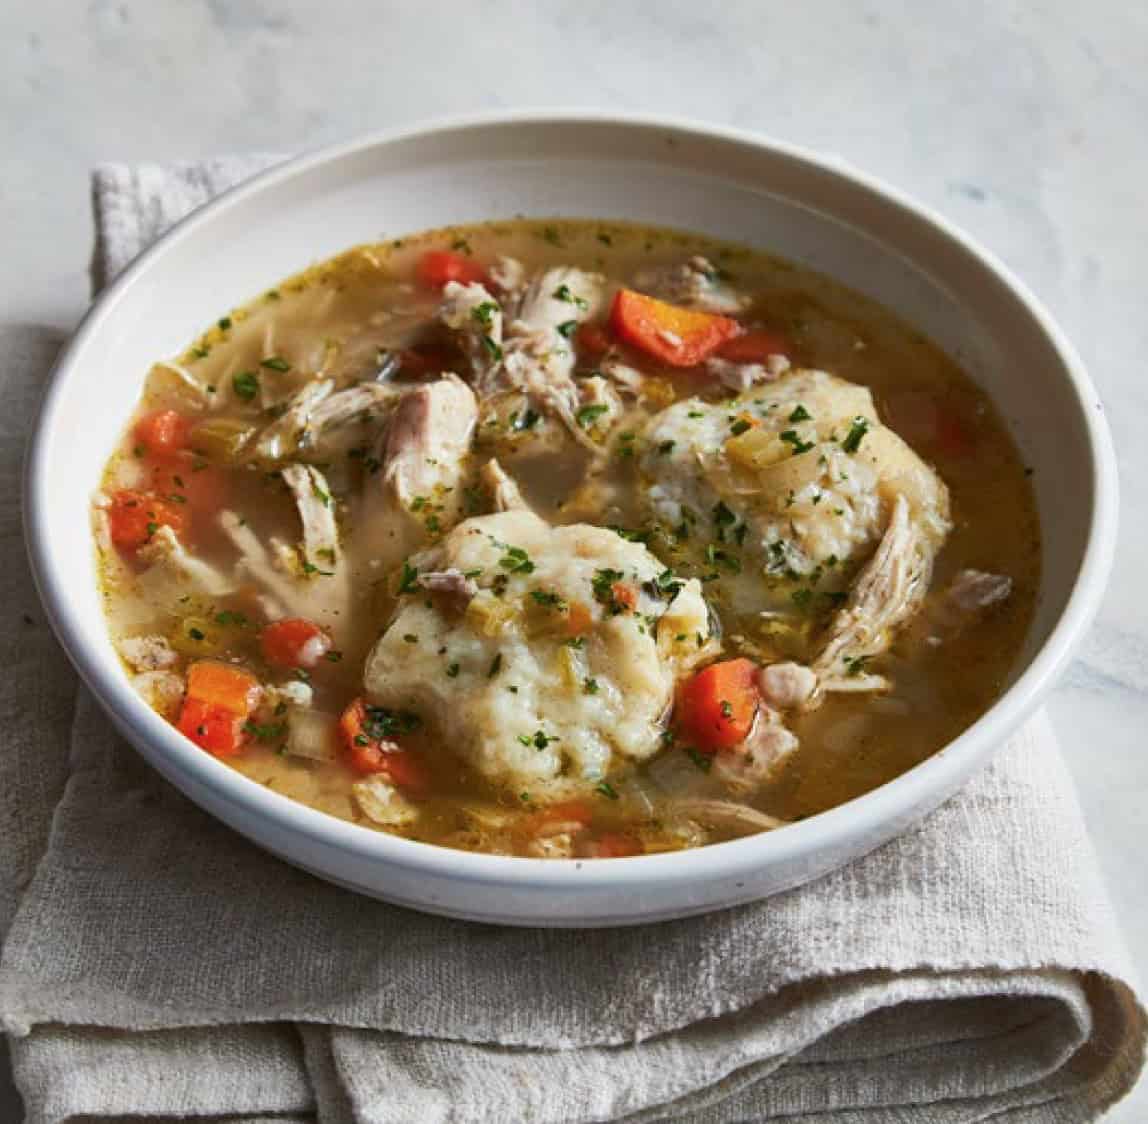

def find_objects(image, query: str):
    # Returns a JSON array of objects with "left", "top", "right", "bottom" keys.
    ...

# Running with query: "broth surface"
[{"left": 95, "top": 219, "right": 1040, "bottom": 857}]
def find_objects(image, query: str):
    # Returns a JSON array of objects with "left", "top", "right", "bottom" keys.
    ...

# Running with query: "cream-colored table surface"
[{"left": 2, "top": 1, "right": 1144, "bottom": 1118}]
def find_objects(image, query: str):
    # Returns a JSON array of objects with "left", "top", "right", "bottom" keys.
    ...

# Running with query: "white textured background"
[{"left": 3, "top": 0, "right": 1144, "bottom": 1117}]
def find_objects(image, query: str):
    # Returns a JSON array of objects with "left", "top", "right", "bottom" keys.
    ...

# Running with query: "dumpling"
[
  {"left": 639, "top": 368, "right": 951, "bottom": 620},
  {"left": 363, "top": 509, "right": 715, "bottom": 799}
]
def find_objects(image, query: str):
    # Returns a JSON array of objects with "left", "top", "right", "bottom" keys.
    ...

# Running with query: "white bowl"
[{"left": 25, "top": 113, "right": 1117, "bottom": 927}]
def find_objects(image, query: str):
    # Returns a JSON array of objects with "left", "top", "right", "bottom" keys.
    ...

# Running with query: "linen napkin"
[{"left": 0, "top": 157, "right": 1142, "bottom": 1124}]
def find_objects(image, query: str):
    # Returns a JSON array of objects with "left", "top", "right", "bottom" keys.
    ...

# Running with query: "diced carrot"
[
  {"left": 177, "top": 697, "right": 246, "bottom": 757},
  {"left": 715, "top": 329, "right": 790, "bottom": 365},
  {"left": 134, "top": 409, "right": 192, "bottom": 457},
  {"left": 533, "top": 798, "right": 594, "bottom": 831},
  {"left": 260, "top": 618, "right": 332, "bottom": 669},
  {"left": 609, "top": 289, "right": 741, "bottom": 367},
  {"left": 587, "top": 831, "right": 643, "bottom": 858},
  {"left": 415, "top": 250, "right": 488, "bottom": 289},
  {"left": 676, "top": 658, "right": 760, "bottom": 753},
  {"left": 338, "top": 698, "right": 429, "bottom": 794},
  {"left": 611, "top": 583, "right": 638, "bottom": 614},
  {"left": 185, "top": 659, "right": 262, "bottom": 715},
  {"left": 177, "top": 660, "right": 261, "bottom": 757},
  {"left": 106, "top": 489, "right": 188, "bottom": 550},
  {"left": 576, "top": 322, "right": 613, "bottom": 358},
  {"left": 564, "top": 602, "right": 594, "bottom": 637}
]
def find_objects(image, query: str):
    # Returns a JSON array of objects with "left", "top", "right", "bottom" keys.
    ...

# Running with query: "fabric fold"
[{"left": 0, "top": 158, "right": 1141, "bottom": 1123}]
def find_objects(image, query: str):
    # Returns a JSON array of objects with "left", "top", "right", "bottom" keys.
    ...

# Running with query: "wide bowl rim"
[{"left": 24, "top": 109, "right": 1118, "bottom": 893}]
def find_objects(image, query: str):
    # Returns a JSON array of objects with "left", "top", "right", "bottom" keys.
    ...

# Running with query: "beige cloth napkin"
[{"left": 0, "top": 158, "right": 1143, "bottom": 1123}]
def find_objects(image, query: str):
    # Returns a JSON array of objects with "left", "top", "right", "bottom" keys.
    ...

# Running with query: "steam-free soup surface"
[{"left": 95, "top": 220, "right": 1039, "bottom": 858}]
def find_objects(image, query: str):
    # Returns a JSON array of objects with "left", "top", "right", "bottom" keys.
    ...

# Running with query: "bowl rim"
[{"left": 24, "top": 109, "right": 1119, "bottom": 891}]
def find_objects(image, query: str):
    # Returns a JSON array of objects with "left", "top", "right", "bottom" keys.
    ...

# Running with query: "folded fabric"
[{"left": 0, "top": 157, "right": 1142, "bottom": 1123}]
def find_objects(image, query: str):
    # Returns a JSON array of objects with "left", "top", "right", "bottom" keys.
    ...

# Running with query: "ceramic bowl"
[{"left": 25, "top": 113, "right": 1117, "bottom": 926}]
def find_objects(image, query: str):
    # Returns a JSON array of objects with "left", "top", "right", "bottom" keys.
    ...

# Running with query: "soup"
[{"left": 94, "top": 220, "right": 1039, "bottom": 858}]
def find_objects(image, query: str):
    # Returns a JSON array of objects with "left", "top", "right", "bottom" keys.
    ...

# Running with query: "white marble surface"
[{"left": 3, "top": 0, "right": 1144, "bottom": 1117}]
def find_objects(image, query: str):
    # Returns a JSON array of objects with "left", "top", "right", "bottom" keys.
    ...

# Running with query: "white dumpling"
[
  {"left": 363, "top": 509, "right": 714, "bottom": 799},
  {"left": 639, "top": 368, "right": 950, "bottom": 618}
]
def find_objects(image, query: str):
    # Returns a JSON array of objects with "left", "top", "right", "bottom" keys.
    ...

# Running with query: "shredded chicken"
[
  {"left": 758, "top": 662, "right": 817, "bottom": 710},
  {"left": 669, "top": 798, "right": 789, "bottom": 836},
  {"left": 704, "top": 354, "right": 789, "bottom": 392},
  {"left": 117, "top": 634, "right": 177, "bottom": 672},
  {"left": 417, "top": 568, "right": 479, "bottom": 608},
  {"left": 632, "top": 255, "right": 750, "bottom": 314},
  {"left": 947, "top": 569, "right": 1012, "bottom": 613},
  {"left": 810, "top": 495, "right": 928, "bottom": 703},
  {"left": 481, "top": 458, "right": 531, "bottom": 513},
  {"left": 136, "top": 526, "right": 235, "bottom": 598},
  {"left": 353, "top": 776, "right": 419, "bottom": 827},
  {"left": 382, "top": 375, "right": 478, "bottom": 512},
  {"left": 488, "top": 255, "right": 526, "bottom": 295},
  {"left": 132, "top": 670, "right": 185, "bottom": 716},
  {"left": 440, "top": 266, "right": 608, "bottom": 451},
  {"left": 712, "top": 708, "right": 800, "bottom": 795},
  {"left": 251, "top": 379, "right": 336, "bottom": 462},
  {"left": 219, "top": 464, "right": 351, "bottom": 635}
]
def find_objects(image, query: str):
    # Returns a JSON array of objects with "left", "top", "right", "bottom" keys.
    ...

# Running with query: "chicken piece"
[
  {"left": 758, "top": 661, "right": 817, "bottom": 709},
  {"left": 704, "top": 353, "right": 790, "bottom": 393},
  {"left": 441, "top": 281, "right": 503, "bottom": 383},
  {"left": 219, "top": 464, "right": 351, "bottom": 636},
  {"left": 251, "top": 380, "right": 335, "bottom": 461},
  {"left": 640, "top": 368, "right": 950, "bottom": 623},
  {"left": 809, "top": 494, "right": 929, "bottom": 702},
  {"left": 488, "top": 255, "right": 526, "bottom": 296},
  {"left": 481, "top": 458, "right": 531, "bottom": 513},
  {"left": 353, "top": 776, "right": 419, "bottom": 828},
  {"left": 441, "top": 267, "right": 608, "bottom": 450},
  {"left": 132, "top": 670, "right": 185, "bottom": 717},
  {"left": 669, "top": 798, "right": 789, "bottom": 837},
  {"left": 417, "top": 568, "right": 479, "bottom": 609},
  {"left": 117, "top": 634, "right": 177, "bottom": 672},
  {"left": 382, "top": 375, "right": 477, "bottom": 513},
  {"left": 303, "top": 382, "right": 398, "bottom": 457},
  {"left": 712, "top": 708, "right": 800, "bottom": 795},
  {"left": 632, "top": 255, "right": 750, "bottom": 315},
  {"left": 363, "top": 509, "right": 710, "bottom": 799},
  {"left": 946, "top": 569, "right": 1013, "bottom": 613},
  {"left": 136, "top": 526, "right": 236, "bottom": 600}
]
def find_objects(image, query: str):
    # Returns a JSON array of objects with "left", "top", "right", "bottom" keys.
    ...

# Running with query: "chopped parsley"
[
  {"left": 498, "top": 545, "right": 536, "bottom": 574},
  {"left": 530, "top": 589, "right": 567, "bottom": 610},
  {"left": 232, "top": 371, "right": 259, "bottom": 401},
  {"left": 518, "top": 728, "right": 559, "bottom": 750},
  {"left": 553, "top": 283, "right": 589, "bottom": 310},
  {"left": 780, "top": 429, "right": 814, "bottom": 455},
  {"left": 788, "top": 404, "right": 812, "bottom": 422},
  {"left": 841, "top": 416, "right": 870, "bottom": 454},
  {"left": 583, "top": 677, "right": 599, "bottom": 695},
  {"left": 576, "top": 402, "right": 610, "bottom": 429},
  {"left": 513, "top": 407, "right": 541, "bottom": 431},
  {"left": 657, "top": 439, "right": 676, "bottom": 455},
  {"left": 361, "top": 706, "right": 421, "bottom": 740},
  {"left": 213, "top": 610, "right": 248, "bottom": 627},
  {"left": 260, "top": 356, "right": 290, "bottom": 372},
  {"left": 712, "top": 501, "right": 737, "bottom": 529},
  {"left": 488, "top": 652, "right": 503, "bottom": 678},
  {"left": 446, "top": 662, "right": 460, "bottom": 678},
  {"left": 312, "top": 480, "right": 332, "bottom": 508},
  {"left": 729, "top": 417, "right": 753, "bottom": 436},
  {"left": 480, "top": 335, "right": 503, "bottom": 362},
  {"left": 187, "top": 626, "right": 205, "bottom": 641},
  {"left": 684, "top": 746, "right": 713, "bottom": 772},
  {"left": 397, "top": 560, "right": 419, "bottom": 594},
  {"left": 556, "top": 319, "right": 578, "bottom": 339},
  {"left": 301, "top": 561, "right": 334, "bottom": 577},
  {"left": 719, "top": 699, "right": 733, "bottom": 718},
  {"left": 591, "top": 568, "right": 627, "bottom": 612},
  {"left": 843, "top": 654, "right": 870, "bottom": 677},
  {"left": 243, "top": 719, "right": 287, "bottom": 743},
  {"left": 402, "top": 633, "right": 419, "bottom": 644},
  {"left": 595, "top": 781, "right": 619, "bottom": 800},
  {"left": 471, "top": 301, "right": 498, "bottom": 330},
  {"left": 791, "top": 588, "right": 814, "bottom": 611},
  {"left": 218, "top": 317, "right": 232, "bottom": 331}
]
